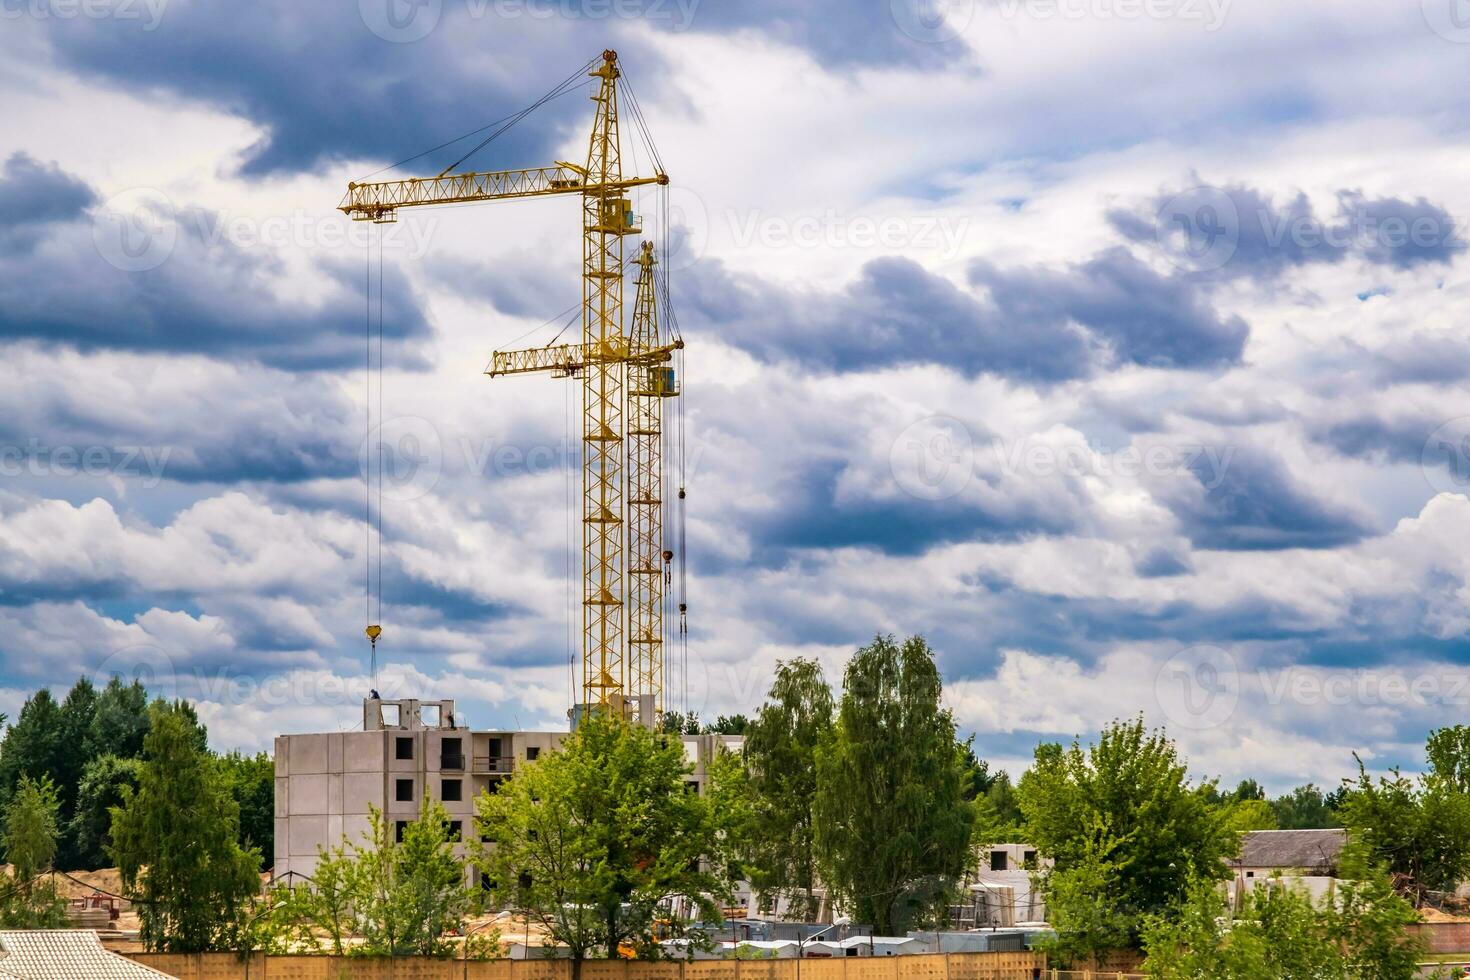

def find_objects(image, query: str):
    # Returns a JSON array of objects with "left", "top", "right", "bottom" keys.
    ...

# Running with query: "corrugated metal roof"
[
  {"left": 0, "top": 931, "right": 177, "bottom": 980},
  {"left": 1230, "top": 829, "right": 1348, "bottom": 870}
]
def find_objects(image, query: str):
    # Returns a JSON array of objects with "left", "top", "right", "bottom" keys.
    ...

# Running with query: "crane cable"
[
  {"left": 436, "top": 58, "right": 599, "bottom": 178},
  {"left": 356, "top": 58, "right": 598, "bottom": 183},
  {"left": 565, "top": 361, "right": 578, "bottom": 712},
  {"left": 364, "top": 225, "right": 384, "bottom": 690},
  {"left": 621, "top": 66, "right": 687, "bottom": 713}
]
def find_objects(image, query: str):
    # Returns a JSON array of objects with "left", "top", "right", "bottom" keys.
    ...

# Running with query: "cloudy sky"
[{"left": 2, "top": 0, "right": 1470, "bottom": 791}]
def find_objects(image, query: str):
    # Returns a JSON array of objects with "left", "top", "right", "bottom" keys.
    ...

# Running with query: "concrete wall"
[
  {"left": 275, "top": 715, "right": 745, "bottom": 883},
  {"left": 126, "top": 950, "right": 1054, "bottom": 980},
  {"left": 1409, "top": 921, "right": 1470, "bottom": 954}
]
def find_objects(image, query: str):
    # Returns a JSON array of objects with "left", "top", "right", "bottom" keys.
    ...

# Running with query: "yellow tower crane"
[{"left": 339, "top": 50, "right": 681, "bottom": 724}]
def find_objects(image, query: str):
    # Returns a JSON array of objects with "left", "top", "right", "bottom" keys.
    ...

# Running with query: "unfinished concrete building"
[{"left": 273, "top": 697, "right": 742, "bottom": 883}]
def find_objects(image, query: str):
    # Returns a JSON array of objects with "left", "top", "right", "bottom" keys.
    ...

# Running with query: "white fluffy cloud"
[{"left": 0, "top": 2, "right": 1466, "bottom": 794}]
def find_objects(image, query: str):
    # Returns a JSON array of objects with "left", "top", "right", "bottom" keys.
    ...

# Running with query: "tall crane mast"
[
  {"left": 340, "top": 50, "right": 680, "bottom": 723},
  {"left": 627, "top": 241, "right": 676, "bottom": 715}
]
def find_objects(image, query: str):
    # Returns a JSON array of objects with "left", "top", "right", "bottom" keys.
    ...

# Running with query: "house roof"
[
  {"left": 0, "top": 931, "right": 177, "bottom": 980},
  {"left": 1230, "top": 829, "right": 1348, "bottom": 871}
]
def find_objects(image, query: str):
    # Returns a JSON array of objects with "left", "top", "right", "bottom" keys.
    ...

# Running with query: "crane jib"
[{"left": 338, "top": 168, "right": 666, "bottom": 221}]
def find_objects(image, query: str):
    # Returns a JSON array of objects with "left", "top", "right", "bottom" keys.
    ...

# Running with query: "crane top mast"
[{"left": 342, "top": 50, "right": 683, "bottom": 728}]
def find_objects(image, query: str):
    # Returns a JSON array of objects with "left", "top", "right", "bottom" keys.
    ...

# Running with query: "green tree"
[
  {"left": 813, "top": 635, "right": 974, "bottom": 935},
  {"left": 0, "top": 691, "right": 64, "bottom": 808},
  {"left": 1143, "top": 860, "right": 1423, "bottom": 980},
  {"left": 393, "top": 798, "right": 476, "bottom": 956},
  {"left": 1332, "top": 851, "right": 1425, "bottom": 980},
  {"left": 241, "top": 881, "right": 322, "bottom": 956},
  {"left": 1339, "top": 755, "right": 1470, "bottom": 896},
  {"left": 248, "top": 805, "right": 470, "bottom": 957},
  {"left": 1427, "top": 725, "right": 1470, "bottom": 794},
  {"left": 1018, "top": 718, "right": 1235, "bottom": 959},
  {"left": 1271, "top": 784, "right": 1342, "bottom": 830},
  {"left": 344, "top": 800, "right": 475, "bottom": 957},
  {"left": 90, "top": 677, "right": 151, "bottom": 759},
  {"left": 476, "top": 712, "right": 738, "bottom": 968},
  {"left": 4, "top": 775, "right": 60, "bottom": 881},
  {"left": 1230, "top": 778, "right": 1266, "bottom": 801},
  {"left": 69, "top": 755, "right": 142, "bottom": 871},
  {"left": 304, "top": 841, "right": 356, "bottom": 956},
  {"left": 660, "top": 711, "right": 700, "bottom": 735},
  {"left": 0, "top": 774, "right": 68, "bottom": 928},
  {"left": 1036, "top": 821, "right": 1135, "bottom": 967},
  {"left": 703, "top": 714, "right": 750, "bottom": 735},
  {"left": 109, "top": 701, "right": 261, "bottom": 952},
  {"left": 743, "top": 657, "right": 833, "bottom": 920},
  {"left": 55, "top": 678, "right": 101, "bottom": 868},
  {"left": 218, "top": 751, "right": 275, "bottom": 868},
  {"left": 959, "top": 745, "right": 1000, "bottom": 801},
  {"left": 973, "top": 771, "right": 1026, "bottom": 844},
  {"left": 1219, "top": 797, "right": 1278, "bottom": 833}
]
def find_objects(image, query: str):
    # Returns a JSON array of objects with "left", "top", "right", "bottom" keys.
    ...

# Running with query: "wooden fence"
[{"left": 123, "top": 951, "right": 1057, "bottom": 980}]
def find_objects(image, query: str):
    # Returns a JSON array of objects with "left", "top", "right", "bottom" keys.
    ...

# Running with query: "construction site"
[
  {"left": 270, "top": 48, "right": 1064, "bottom": 972},
  {"left": 7, "top": 5, "right": 1470, "bottom": 977}
]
